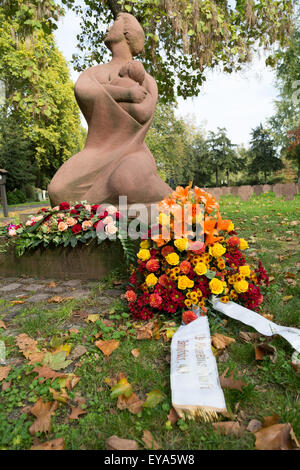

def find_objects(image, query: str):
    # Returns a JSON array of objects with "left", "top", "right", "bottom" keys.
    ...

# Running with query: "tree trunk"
[
  {"left": 107, "top": 0, "right": 122, "bottom": 18},
  {"left": 226, "top": 169, "right": 229, "bottom": 186},
  {"left": 264, "top": 170, "right": 267, "bottom": 184},
  {"left": 216, "top": 167, "right": 218, "bottom": 186}
]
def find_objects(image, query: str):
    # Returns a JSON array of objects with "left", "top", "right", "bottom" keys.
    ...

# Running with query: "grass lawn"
[{"left": 0, "top": 192, "right": 299, "bottom": 450}]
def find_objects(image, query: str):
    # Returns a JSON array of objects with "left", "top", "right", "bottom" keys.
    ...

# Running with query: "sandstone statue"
[{"left": 48, "top": 12, "right": 172, "bottom": 207}]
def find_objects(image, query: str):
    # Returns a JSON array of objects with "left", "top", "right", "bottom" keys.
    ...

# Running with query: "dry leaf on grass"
[
  {"left": 10, "top": 300, "right": 26, "bottom": 305},
  {"left": 212, "top": 421, "right": 244, "bottom": 436},
  {"left": 2, "top": 381, "right": 11, "bottom": 391},
  {"left": 48, "top": 296, "right": 73, "bottom": 304},
  {"left": 211, "top": 334, "right": 236, "bottom": 350},
  {"left": 135, "top": 322, "right": 154, "bottom": 340},
  {"left": 16, "top": 333, "right": 45, "bottom": 364},
  {"left": 263, "top": 414, "right": 280, "bottom": 428},
  {"left": 69, "top": 345, "right": 87, "bottom": 361},
  {"left": 0, "top": 366, "right": 11, "bottom": 382},
  {"left": 168, "top": 407, "right": 179, "bottom": 425},
  {"left": 254, "top": 423, "right": 300, "bottom": 450},
  {"left": 142, "top": 430, "right": 161, "bottom": 450},
  {"left": 69, "top": 396, "right": 87, "bottom": 420},
  {"left": 85, "top": 314, "right": 100, "bottom": 323},
  {"left": 117, "top": 393, "right": 144, "bottom": 415},
  {"left": 95, "top": 339, "right": 120, "bottom": 357},
  {"left": 30, "top": 437, "right": 65, "bottom": 450},
  {"left": 0, "top": 320, "right": 6, "bottom": 329},
  {"left": 131, "top": 348, "right": 140, "bottom": 358},
  {"left": 48, "top": 281, "right": 57, "bottom": 288},
  {"left": 29, "top": 398, "right": 59, "bottom": 435},
  {"left": 32, "top": 366, "right": 67, "bottom": 384},
  {"left": 219, "top": 368, "right": 247, "bottom": 391},
  {"left": 254, "top": 343, "right": 277, "bottom": 363},
  {"left": 106, "top": 435, "right": 138, "bottom": 451},
  {"left": 238, "top": 331, "right": 265, "bottom": 343},
  {"left": 49, "top": 386, "right": 69, "bottom": 404}
]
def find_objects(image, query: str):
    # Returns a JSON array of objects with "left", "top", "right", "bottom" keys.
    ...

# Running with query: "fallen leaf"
[
  {"left": 85, "top": 314, "right": 100, "bottom": 323},
  {"left": 212, "top": 421, "right": 244, "bottom": 436},
  {"left": 68, "top": 328, "right": 80, "bottom": 334},
  {"left": 247, "top": 419, "right": 262, "bottom": 433},
  {"left": 65, "top": 374, "right": 81, "bottom": 391},
  {"left": 69, "top": 345, "right": 87, "bottom": 361},
  {"left": 168, "top": 407, "right": 179, "bottom": 425},
  {"left": 32, "top": 366, "right": 67, "bottom": 384},
  {"left": 142, "top": 430, "right": 160, "bottom": 450},
  {"left": 16, "top": 333, "right": 45, "bottom": 364},
  {"left": 117, "top": 393, "right": 144, "bottom": 414},
  {"left": 43, "top": 351, "right": 73, "bottom": 371},
  {"left": 254, "top": 423, "right": 300, "bottom": 450},
  {"left": 254, "top": 343, "right": 277, "bottom": 363},
  {"left": 49, "top": 386, "right": 69, "bottom": 404},
  {"left": 111, "top": 377, "right": 133, "bottom": 399},
  {"left": 131, "top": 348, "right": 140, "bottom": 358},
  {"left": 219, "top": 368, "right": 247, "bottom": 391},
  {"left": 95, "top": 339, "right": 120, "bottom": 357},
  {"left": 106, "top": 435, "right": 138, "bottom": 451},
  {"left": 29, "top": 398, "right": 59, "bottom": 435},
  {"left": 48, "top": 296, "right": 73, "bottom": 304},
  {"left": 0, "top": 320, "right": 6, "bottom": 329},
  {"left": 211, "top": 334, "right": 236, "bottom": 350},
  {"left": 135, "top": 322, "right": 154, "bottom": 340},
  {"left": 30, "top": 438, "right": 65, "bottom": 450},
  {"left": 283, "top": 295, "right": 293, "bottom": 303},
  {"left": 263, "top": 414, "right": 280, "bottom": 428},
  {"left": 69, "top": 404, "right": 87, "bottom": 420},
  {"left": 143, "top": 390, "right": 164, "bottom": 408},
  {"left": 48, "top": 281, "right": 57, "bottom": 288},
  {"left": 10, "top": 300, "right": 25, "bottom": 305},
  {"left": 0, "top": 366, "right": 11, "bottom": 381}
]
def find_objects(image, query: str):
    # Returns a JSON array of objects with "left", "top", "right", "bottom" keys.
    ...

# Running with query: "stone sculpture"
[{"left": 48, "top": 12, "right": 171, "bottom": 207}]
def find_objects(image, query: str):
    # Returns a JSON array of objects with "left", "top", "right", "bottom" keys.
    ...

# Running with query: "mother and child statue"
[{"left": 48, "top": 12, "right": 172, "bottom": 208}]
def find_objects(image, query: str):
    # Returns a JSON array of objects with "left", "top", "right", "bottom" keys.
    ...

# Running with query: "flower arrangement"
[
  {"left": 3, "top": 202, "right": 135, "bottom": 263},
  {"left": 125, "top": 185, "right": 269, "bottom": 321}
]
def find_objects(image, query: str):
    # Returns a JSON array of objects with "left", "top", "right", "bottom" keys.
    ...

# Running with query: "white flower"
[
  {"left": 52, "top": 206, "right": 60, "bottom": 211},
  {"left": 25, "top": 220, "right": 32, "bottom": 226},
  {"left": 8, "top": 229, "right": 17, "bottom": 237},
  {"left": 35, "top": 215, "right": 43, "bottom": 222},
  {"left": 105, "top": 223, "right": 118, "bottom": 235},
  {"left": 102, "top": 216, "right": 114, "bottom": 225},
  {"left": 84, "top": 204, "right": 91, "bottom": 212},
  {"left": 106, "top": 205, "right": 118, "bottom": 215}
]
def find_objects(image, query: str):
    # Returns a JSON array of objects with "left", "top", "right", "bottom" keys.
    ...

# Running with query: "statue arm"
[
  {"left": 102, "top": 84, "right": 135, "bottom": 102},
  {"left": 124, "top": 76, "right": 158, "bottom": 124}
]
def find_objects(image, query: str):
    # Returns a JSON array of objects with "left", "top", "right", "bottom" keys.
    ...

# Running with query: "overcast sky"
[{"left": 53, "top": 8, "right": 278, "bottom": 147}]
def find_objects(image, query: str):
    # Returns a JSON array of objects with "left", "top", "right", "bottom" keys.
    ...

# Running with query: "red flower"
[
  {"left": 70, "top": 209, "right": 79, "bottom": 215},
  {"left": 161, "top": 245, "right": 174, "bottom": 257},
  {"left": 146, "top": 259, "right": 160, "bottom": 272},
  {"left": 91, "top": 204, "right": 101, "bottom": 213},
  {"left": 182, "top": 311, "right": 198, "bottom": 324},
  {"left": 72, "top": 223, "right": 82, "bottom": 234},
  {"left": 228, "top": 236, "right": 240, "bottom": 247},
  {"left": 59, "top": 202, "right": 70, "bottom": 211},
  {"left": 115, "top": 211, "right": 122, "bottom": 220},
  {"left": 180, "top": 260, "right": 191, "bottom": 274},
  {"left": 74, "top": 204, "right": 83, "bottom": 210},
  {"left": 98, "top": 210, "right": 108, "bottom": 220},
  {"left": 149, "top": 293, "right": 162, "bottom": 309},
  {"left": 94, "top": 220, "right": 104, "bottom": 232}
]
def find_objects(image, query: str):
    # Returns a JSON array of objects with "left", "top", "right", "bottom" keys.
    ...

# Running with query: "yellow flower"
[
  {"left": 209, "top": 278, "right": 225, "bottom": 295},
  {"left": 209, "top": 243, "right": 226, "bottom": 258},
  {"left": 174, "top": 238, "right": 189, "bottom": 252},
  {"left": 239, "top": 238, "right": 249, "bottom": 250},
  {"left": 145, "top": 273, "right": 158, "bottom": 288},
  {"left": 239, "top": 265, "right": 251, "bottom": 277},
  {"left": 184, "top": 299, "right": 192, "bottom": 307},
  {"left": 190, "top": 292, "right": 198, "bottom": 301},
  {"left": 137, "top": 249, "right": 151, "bottom": 261},
  {"left": 234, "top": 280, "right": 249, "bottom": 294},
  {"left": 229, "top": 290, "right": 238, "bottom": 300},
  {"left": 140, "top": 240, "right": 150, "bottom": 249},
  {"left": 178, "top": 275, "right": 194, "bottom": 290},
  {"left": 165, "top": 252, "right": 180, "bottom": 266},
  {"left": 220, "top": 296, "right": 229, "bottom": 303},
  {"left": 158, "top": 212, "right": 170, "bottom": 226},
  {"left": 194, "top": 262, "right": 207, "bottom": 276},
  {"left": 227, "top": 221, "right": 234, "bottom": 232}
]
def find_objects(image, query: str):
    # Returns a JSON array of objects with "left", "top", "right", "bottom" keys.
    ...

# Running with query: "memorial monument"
[{"left": 48, "top": 12, "right": 172, "bottom": 207}]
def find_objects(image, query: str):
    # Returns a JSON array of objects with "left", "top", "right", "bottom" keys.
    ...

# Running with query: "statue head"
[{"left": 104, "top": 12, "right": 145, "bottom": 57}]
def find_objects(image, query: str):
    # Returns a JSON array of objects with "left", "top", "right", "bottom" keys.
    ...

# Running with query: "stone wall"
[{"left": 203, "top": 182, "right": 300, "bottom": 201}]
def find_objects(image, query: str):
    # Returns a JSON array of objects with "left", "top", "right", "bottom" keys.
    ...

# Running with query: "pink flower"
[
  {"left": 146, "top": 259, "right": 160, "bottom": 272},
  {"left": 105, "top": 223, "right": 118, "bottom": 235},
  {"left": 66, "top": 217, "right": 77, "bottom": 227},
  {"left": 149, "top": 293, "right": 162, "bottom": 309},
  {"left": 8, "top": 228, "right": 17, "bottom": 237},
  {"left": 102, "top": 216, "right": 114, "bottom": 225},
  {"left": 125, "top": 290, "right": 137, "bottom": 302}
]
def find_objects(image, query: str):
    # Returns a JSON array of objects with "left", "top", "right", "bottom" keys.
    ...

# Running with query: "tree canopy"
[
  {"left": 62, "top": 0, "right": 297, "bottom": 102},
  {"left": 0, "top": 0, "right": 85, "bottom": 190}
]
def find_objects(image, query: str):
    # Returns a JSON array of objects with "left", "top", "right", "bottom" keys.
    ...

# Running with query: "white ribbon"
[
  {"left": 171, "top": 316, "right": 226, "bottom": 420},
  {"left": 212, "top": 299, "right": 300, "bottom": 353}
]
